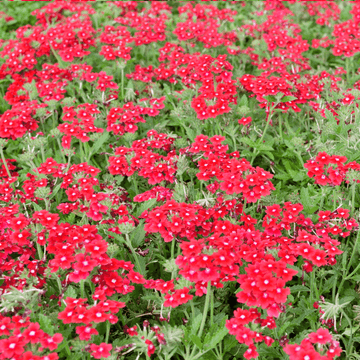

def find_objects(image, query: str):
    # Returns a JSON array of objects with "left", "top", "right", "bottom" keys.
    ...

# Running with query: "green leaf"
[
  {"left": 189, "top": 334, "right": 203, "bottom": 350},
  {"left": 240, "top": 137, "right": 256, "bottom": 148},
  {"left": 32, "top": 202, "right": 43, "bottom": 211},
  {"left": 50, "top": 183, "right": 62, "bottom": 200},
  {"left": 206, "top": 326, "right": 229, "bottom": 350},
  {"left": 89, "top": 131, "right": 109, "bottom": 160},
  {"left": 38, "top": 314, "right": 55, "bottom": 336},
  {"left": 135, "top": 198, "right": 157, "bottom": 217},
  {"left": 300, "top": 187, "right": 319, "bottom": 214},
  {"left": 256, "top": 142, "right": 274, "bottom": 151},
  {"left": 263, "top": 151, "right": 274, "bottom": 160},
  {"left": 64, "top": 285, "right": 77, "bottom": 299},
  {"left": 223, "top": 334, "right": 238, "bottom": 352},
  {"left": 130, "top": 221, "right": 145, "bottom": 247},
  {"left": 191, "top": 314, "right": 203, "bottom": 335},
  {"left": 290, "top": 285, "right": 310, "bottom": 293},
  {"left": 239, "top": 94, "right": 248, "bottom": 107},
  {"left": 263, "top": 95, "right": 277, "bottom": 103},
  {"left": 185, "top": 126, "right": 196, "bottom": 142},
  {"left": 281, "top": 95, "right": 297, "bottom": 103}
]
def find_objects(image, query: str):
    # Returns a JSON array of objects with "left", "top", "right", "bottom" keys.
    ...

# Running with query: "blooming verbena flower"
[
  {"left": 90, "top": 343, "right": 112, "bottom": 359},
  {"left": 133, "top": 186, "right": 174, "bottom": 202},
  {"left": 108, "top": 129, "right": 177, "bottom": 185},
  {"left": 0, "top": 317, "right": 62, "bottom": 358},
  {"left": 284, "top": 328, "right": 341, "bottom": 359},
  {"left": 189, "top": 134, "right": 274, "bottom": 202},
  {"left": 238, "top": 117, "right": 252, "bottom": 126},
  {"left": 98, "top": 25, "right": 133, "bottom": 61},
  {"left": 106, "top": 97, "right": 165, "bottom": 136},
  {"left": 0, "top": 101, "right": 47, "bottom": 139},
  {"left": 304, "top": 152, "right": 360, "bottom": 186}
]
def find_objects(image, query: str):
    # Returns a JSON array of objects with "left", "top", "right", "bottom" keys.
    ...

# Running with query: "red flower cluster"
[
  {"left": 174, "top": 3, "right": 237, "bottom": 48},
  {"left": 188, "top": 134, "right": 275, "bottom": 202},
  {"left": 284, "top": 328, "right": 341, "bottom": 360},
  {"left": 106, "top": 97, "right": 165, "bottom": 136},
  {"left": 108, "top": 129, "right": 177, "bottom": 185},
  {"left": 304, "top": 152, "right": 360, "bottom": 186},
  {"left": 0, "top": 101, "right": 47, "bottom": 139},
  {"left": 59, "top": 103, "right": 102, "bottom": 147},
  {"left": 98, "top": 25, "right": 133, "bottom": 61},
  {"left": 0, "top": 316, "right": 62, "bottom": 359}
]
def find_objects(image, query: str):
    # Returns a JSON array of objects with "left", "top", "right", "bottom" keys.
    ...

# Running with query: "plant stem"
[
  {"left": 338, "top": 230, "right": 360, "bottom": 296},
  {"left": 350, "top": 181, "right": 357, "bottom": 217},
  {"left": 125, "top": 233, "right": 143, "bottom": 276},
  {"left": 105, "top": 320, "right": 110, "bottom": 343},
  {"left": 198, "top": 281, "right": 212, "bottom": 339},
  {"left": 40, "top": 144, "right": 46, "bottom": 164},
  {"left": 342, "top": 310, "right": 353, "bottom": 355},
  {"left": 80, "top": 280, "right": 85, "bottom": 299},
  {"left": 56, "top": 137, "right": 67, "bottom": 163},
  {"left": 121, "top": 67, "right": 125, "bottom": 99},
  {"left": 79, "top": 141, "right": 84, "bottom": 163},
  {"left": 0, "top": 147, "right": 11, "bottom": 178},
  {"left": 251, "top": 109, "right": 272, "bottom": 165}
]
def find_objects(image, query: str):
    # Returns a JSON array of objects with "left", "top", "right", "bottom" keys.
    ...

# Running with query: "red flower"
[
  {"left": 145, "top": 339, "right": 156, "bottom": 357},
  {"left": 238, "top": 117, "right": 252, "bottom": 126},
  {"left": 90, "top": 343, "right": 112, "bottom": 359}
]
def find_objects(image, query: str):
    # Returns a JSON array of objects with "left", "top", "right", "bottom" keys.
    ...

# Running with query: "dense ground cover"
[{"left": 0, "top": 0, "right": 359, "bottom": 359}]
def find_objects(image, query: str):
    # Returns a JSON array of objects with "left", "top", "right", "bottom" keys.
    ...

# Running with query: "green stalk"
[
  {"left": 121, "top": 67, "right": 125, "bottom": 99},
  {"left": 171, "top": 239, "right": 175, "bottom": 260},
  {"left": 79, "top": 141, "right": 84, "bottom": 163},
  {"left": 125, "top": 233, "right": 143, "bottom": 276},
  {"left": 40, "top": 144, "right": 46, "bottom": 164},
  {"left": 338, "top": 230, "right": 360, "bottom": 296},
  {"left": 342, "top": 310, "right": 353, "bottom": 355},
  {"left": 350, "top": 181, "right": 357, "bottom": 217},
  {"left": 250, "top": 109, "right": 272, "bottom": 165},
  {"left": 105, "top": 320, "right": 110, "bottom": 343},
  {"left": 210, "top": 290, "right": 214, "bottom": 326},
  {"left": 198, "top": 281, "right": 212, "bottom": 338},
  {"left": 80, "top": 279, "right": 85, "bottom": 299},
  {"left": 56, "top": 137, "right": 67, "bottom": 163},
  {"left": 36, "top": 243, "right": 43, "bottom": 260},
  {"left": 0, "top": 147, "right": 11, "bottom": 178}
]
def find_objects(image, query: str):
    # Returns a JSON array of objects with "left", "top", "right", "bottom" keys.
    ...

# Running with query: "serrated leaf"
[
  {"left": 290, "top": 285, "right": 310, "bottom": 293},
  {"left": 281, "top": 95, "right": 297, "bottom": 103},
  {"left": 189, "top": 334, "right": 203, "bottom": 350},
  {"left": 240, "top": 137, "right": 256, "bottom": 148},
  {"left": 274, "top": 172, "right": 291, "bottom": 181},
  {"left": 135, "top": 198, "right": 157, "bottom": 217},
  {"left": 38, "top": 314, "right": 55, "bottom": 336},
  {"left": 191, "top": 314, "right": 203, "bottom": 335},
  {"left": 185, "top": 126, "right": 196, "bottom": 142},
  {"left": 64, "top": 285, "right": 77, "bottom": 299},
  {"left": 50, "top": 183, "right": 62, "bottom": 200},
  {"left": 239, "top": 94, "right": 248, "bottom": 107},
  {"left": 88, "top": 131, "right": 109, "bottom": 160},
  {"left": 263, "top": 95, "right": 277, "bottom": 103},
  {"left": 263, "top": 151, "right": 274, "bottom": 160},
  {"left": 130, "top": 221, "right": 145, "bottom": 247},
  {"left": 206, "top": 326, "right": 229, "bottom": 350},
  {"left": 300, "top": 187, "right": 318, "bottom": 214},
  {"left": 32, "top": 202, "right": 43, "bottom": 211},
  {"left": 223, "top": 334, "right": 238, "bottom": 352},
  {"left": 141, "top": 294, "right": 161, "bottom": 302},
  {"left": 256, "top": 143, "right": 274, "bottom": 151}
]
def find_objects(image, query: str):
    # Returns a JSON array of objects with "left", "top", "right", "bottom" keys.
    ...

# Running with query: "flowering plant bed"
[{"left": 0, "top": 1, "right": 359, "bottom": 359}]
